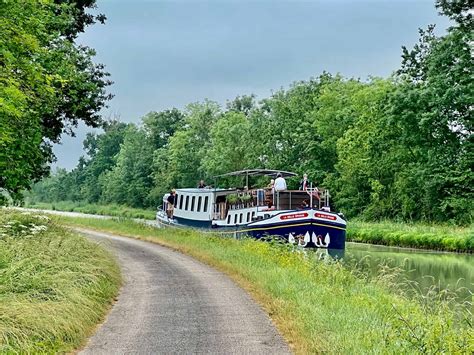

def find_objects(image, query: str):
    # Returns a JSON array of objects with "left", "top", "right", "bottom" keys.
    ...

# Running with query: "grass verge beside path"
[
  {"left": 348, "top": 220, "right": 474, "bottom": 253},
  {"left": 25, "top": 201, "right": 156, "bottom": 219},
  {"left": 0, "top": 209, "right": 121, "bottom": 353},
  {"left": 58, "top": 216, "right": 473, "bottom": 354}
]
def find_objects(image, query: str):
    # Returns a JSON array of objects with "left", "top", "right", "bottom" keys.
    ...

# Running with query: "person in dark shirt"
[
  {"left": 197, "top": 180, "right": 207, "bottom": 188},
  {"left": 166, "top": 189, "right": 176, "bottom": 219}
]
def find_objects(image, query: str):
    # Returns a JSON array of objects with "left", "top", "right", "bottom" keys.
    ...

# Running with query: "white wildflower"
[{"left": 30, "top": 225, "right": 48, "bottom": 234}]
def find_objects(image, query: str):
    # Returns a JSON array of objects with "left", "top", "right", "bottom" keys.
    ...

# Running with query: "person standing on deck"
[
  {"left": 299, "top": 173, "right": 321, "bottom": 206},
  {"left": 267, "top": 178, "right": 275, "bottom": 191},
  {"left": 274, "top": 173, "right": 287, "bottom": 192},
  {"left": 299, "top": 173, "right": 310, "bottom": 191},
  {"left": 274, "top": 173, "right": 287, "bottom": 209},
  {"left": 166, "top": 189, "right": 176, "bottom": 220}
]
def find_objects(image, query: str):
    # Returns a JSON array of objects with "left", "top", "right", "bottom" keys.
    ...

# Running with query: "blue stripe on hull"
[{"left": 173, "top": 216, "right": 212, "bottom": 228}]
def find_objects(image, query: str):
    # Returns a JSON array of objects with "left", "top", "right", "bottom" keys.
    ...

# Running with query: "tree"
[
  {"left": 331, "top": 79, "right": 397, "bottom": 218},
  {"left": 203, "top": 111, "right": 252, "bottom": 176},
  {"left": 101, "top": 126, "right": 154, "bottom": 207},
  {"left": 80, "top": 121, "right": 130, "bottom": 202},
  {"left": 0, "top": 0, "right": 112, "bottom": 196},
  {"left": 226, "top": 94, "right": 256, "bottom": 116},
  {"left": 392, "top": 0, "right": 473, "bottom": 223},
  {"left": 142, "top": 109, "right": 185, "bottom": 150},
  {"left": 153, "top": 101, "right": 221, "bottom": 190}
]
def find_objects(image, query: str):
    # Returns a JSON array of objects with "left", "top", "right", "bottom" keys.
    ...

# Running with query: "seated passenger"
[
  {"left": 300, "top": 199, "right": 309, "bottom": 209},
  {"left": 264, "top": 200, "right": 275, "bottom": 211},
  {"left": 267, "top": 179, "right": 275, "bottom": 191},
  {"left": 197, "top": 180, "right": 207, "bottom": 188}
]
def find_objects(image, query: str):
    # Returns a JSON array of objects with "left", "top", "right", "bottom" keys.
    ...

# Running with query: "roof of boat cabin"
[
  {"left": 175, "top": 188, "right": 235, "bottom": 193},
  {"left": 213, "top": 169, "right": 297, "bottom": 178}
]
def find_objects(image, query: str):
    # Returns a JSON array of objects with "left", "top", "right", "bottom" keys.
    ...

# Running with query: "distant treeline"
[{"left": 28, "top": 2, "right": 472, "bottom": 225}]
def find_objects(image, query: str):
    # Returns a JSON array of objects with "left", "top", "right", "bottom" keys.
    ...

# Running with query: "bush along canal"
[
  {"left": 55, "top": 216, "right": 473, "bottom": 354},
  {"left": 347, "top": 220, "right": 473, "bottom": 253}
]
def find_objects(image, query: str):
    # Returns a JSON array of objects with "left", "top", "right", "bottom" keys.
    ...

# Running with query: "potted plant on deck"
[
  {"left": 226, "top": 193, "right": 239, "bottom": 209},
  {"left": 240, "top": 193, "right": 252, "bottom": 208}
]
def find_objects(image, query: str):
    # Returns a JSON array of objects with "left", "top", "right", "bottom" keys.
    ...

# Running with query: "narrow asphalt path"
[{"left": 76, "top": 228, "right": 290, "bottom": 355}]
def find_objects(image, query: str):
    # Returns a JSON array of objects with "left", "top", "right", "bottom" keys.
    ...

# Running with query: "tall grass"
[
  {"left": 25, "top": 201, "right": 156, "bottom": 220},
  {"left": 59, "top": 216, "right": 473, "bottom": 354},
  {"left": 348, "top": 220, "right": 474, "bottom": 253},
  {"left": 0, "top": 209, "right": 121, "bottom": 353}
]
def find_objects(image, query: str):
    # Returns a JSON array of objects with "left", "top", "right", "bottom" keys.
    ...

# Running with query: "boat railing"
[
  {"left": 273, "top": 187, "right": 329, "bottom": 210},
  {"left": 213, "top": 201, "right": 227, "bottom": 220},
  {"left": 211, "top": 187, "right": 330, "bottom": 220}
]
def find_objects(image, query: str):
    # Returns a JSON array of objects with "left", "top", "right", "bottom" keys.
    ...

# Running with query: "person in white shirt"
[{"left": 274, "top": 173, "right": 287, "bottom": 192}]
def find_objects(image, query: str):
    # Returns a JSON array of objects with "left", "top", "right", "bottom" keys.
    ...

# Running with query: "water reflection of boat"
[{"left": 157, "top": 169, "right": 346, "bottom": 249}]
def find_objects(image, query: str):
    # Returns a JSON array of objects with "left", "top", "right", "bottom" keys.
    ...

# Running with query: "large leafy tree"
[
  {"left": 142, "top": 108, "right": 185, "bottom": 203},
  {"left": 0, "top": 0, "right": 112, "bottom": 196},
  {"left": 142, "top": 109, "right": 185, "bottom": 150},
  {"left": 264, "top": 78, "right": 322, "bottom": 179},
  {"left": 101, "top": 126, "right": 154, "bottom": 207},
  {"left": 330, "top": 79, "right": 397, "bottom": 218},
  {"left": 202, "top": 111, "right": 252, "bottom": 176},
  {"left": 389, "top": 0, "right": 473, "bottom": 222},
  {"left": 153, "top": 101, "right": 220, "bottom": 191},
  {"left": 80, "top": 121, "right": 130, "bottom": 202}
]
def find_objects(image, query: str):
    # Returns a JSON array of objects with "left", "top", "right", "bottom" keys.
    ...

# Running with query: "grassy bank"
[
  {"left": 0, "top": 209, "right": 121, "bottom": 353},
  {"left": 25, "top": 201, "right": 156, "bottom": 220},
  {"left": 348, "top": 220, "right": 474, "bottom": 253},
  {"left": 58, "top": 216, "right": 473, "bottom": 354}
]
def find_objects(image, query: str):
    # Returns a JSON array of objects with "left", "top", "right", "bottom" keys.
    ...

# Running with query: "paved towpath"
[{"left": 76, "top": 228, "right": 290, "bottom": 354}]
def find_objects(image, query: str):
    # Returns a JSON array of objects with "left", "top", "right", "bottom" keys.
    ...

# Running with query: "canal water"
[{"left": 338, "top": 243, "right": 474, "bottom": 302}]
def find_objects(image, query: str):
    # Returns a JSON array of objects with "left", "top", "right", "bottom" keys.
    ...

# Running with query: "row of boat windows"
[
  {"left": 227, "top": 211, "right": 256, "bottom": 225},
  {"left": 176, "top": 194, "right": 209, "bottom": 213}
]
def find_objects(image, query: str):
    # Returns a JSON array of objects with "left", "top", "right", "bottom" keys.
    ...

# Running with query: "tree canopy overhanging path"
[{"left": 75, "top": 228, "right": 290, "bottom": 354}]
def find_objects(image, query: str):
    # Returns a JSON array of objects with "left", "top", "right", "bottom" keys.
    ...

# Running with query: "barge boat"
[{"left": 156, "top": 169, "right": 346, "bottom": 249}]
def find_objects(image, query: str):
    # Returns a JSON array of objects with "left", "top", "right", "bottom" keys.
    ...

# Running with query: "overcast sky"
[{"left": 54, "top": 0, "right": 450, "bottom": 170}]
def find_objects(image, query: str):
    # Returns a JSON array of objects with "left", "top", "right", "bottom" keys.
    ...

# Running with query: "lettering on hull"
[
  {"left": 314, "top": 213, "right": 337, "bottom": 221},
  {"left": 280, "top": 212, "right": 308, "bottom": 220}
]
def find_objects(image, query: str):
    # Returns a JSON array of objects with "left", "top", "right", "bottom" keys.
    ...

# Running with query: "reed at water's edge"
[
  {"left": 347, "top": 220, "right": 473, "bottom": 253},
  {"left": 0, "top": 210, "right": 121, "bottom": 353},
  {"left": 57, "top": 216, "right": 473, "bottom": 354}
]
